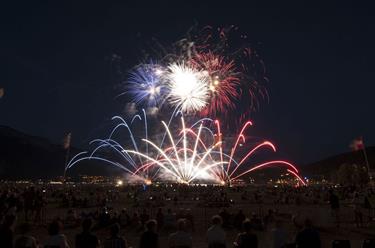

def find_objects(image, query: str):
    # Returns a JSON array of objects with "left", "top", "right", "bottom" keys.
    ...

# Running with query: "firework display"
[
  {"left": 67, "top": 26, "right": 305, "bottom": 186},
  {"left": 122, "top": 26, "right": 268, "bottom": 118},
  {"left": 67, "top": 110, "right": 305, "bottom": 186}
]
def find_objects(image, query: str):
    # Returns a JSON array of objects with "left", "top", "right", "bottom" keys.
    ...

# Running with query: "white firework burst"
[{"left": 166, "top": 63, "right": 210, "bottom": 113}]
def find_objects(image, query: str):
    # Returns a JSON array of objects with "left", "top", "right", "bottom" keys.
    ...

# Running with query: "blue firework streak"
[{"left": 127, "top": 63, "right": 166, "bottom": 108}]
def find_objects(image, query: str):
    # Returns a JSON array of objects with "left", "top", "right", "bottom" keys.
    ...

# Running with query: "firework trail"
[{"left": 66, "top": 111, "right": 306, "bottom": 186}]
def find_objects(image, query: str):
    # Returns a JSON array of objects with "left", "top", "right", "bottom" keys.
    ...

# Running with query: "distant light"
[{"left": 117, "top": 180, "right": 123, "bottom": 186}]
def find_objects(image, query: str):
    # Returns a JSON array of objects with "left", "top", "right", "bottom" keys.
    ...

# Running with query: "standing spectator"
[
  {"left": 219, "top": 209, "right": 230, "bottom": 229},
  {"left": 233, "top": 219, "right": 258, "bottom": 248},
  {"left": 234, "top": 210, "right": 246, "bottom": 230},
  {"left": 43, "top": 220, "right": 70, "bottom": 248},
  {"left": 295, "top": 219, "right": 321, "bottom": 248},
  {"left": 139, "top": 219, "right": 159, "bottom": 248},
  {"left": 271, "top": 220, "right": 287, "bottom": 248},
  {"left": 352, "top": 192, "right": 363, "bottom": 228},
  {"left": 168, "top": 219, "right": 192, "bottom": 248},
  {"left": 185, "top": 209, "right": 195, "bottom": 232},
  {"left": 103, "top": 223, "right": 127, "bottom": 248},
  {"left": 34, "top": 191, "right": 44, "bottom": 225},
  {"left": 156, "top": 208, "right": 164, "bottom": 231},
  {"left": 164, "top": 209, "right": 176, "bottom": 232},
  {"left": 206, "top": 215, "right": 226, "bottom": 248},
  {"left": 14, "top": 222, "right": 38, "bottom": 248},
  {"left": 329, "top": 190, "right": 340, "bottom": 227},
  {"left": 23, "top": 187, "right": 35, "bottom": 222},
  {"left": 119, "top": 209, "right": 130, "bottom": 228},
  {"left": 0, "top": 214, "right": 17, "bottom": 248},
  {"left": 75, "top": 218, "right": 99, "bottom": 248},
  {"left": 140, "top": 209, "right": 150, "bottom": 226}
]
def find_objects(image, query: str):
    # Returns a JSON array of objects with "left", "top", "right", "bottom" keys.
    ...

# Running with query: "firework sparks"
[
  {"left": 126, "top": 63, "right": 166, "bottom": 108},
  {"left": 166, "top": 63, "right": 210, "bottom": 113},
  {"left": 190, "top": 52, "right": 240, "bottom": 117},
  {"left": 66, "top": 111, "right": 306, "bottom": 186},
  {"left": 65, "top": 26, "right": 305, "bottom": 187}
]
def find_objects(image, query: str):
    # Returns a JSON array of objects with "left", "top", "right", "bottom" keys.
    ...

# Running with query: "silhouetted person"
[
  {"left": 295, "top": 219, "right": 321, "bottom": 248},
  {"left": 43, "top": 220, "right": 70, "bottom": 248},
  {"left": 103, "top": 223, "right": 127, "bottom": 248},
  {"left": 168, "top": 219, "right": 192, "bottom": 248},
  {"left": 139, "top": 219, "right": 159, "bottom": 248},
  {"left": 156, "top": 208, "right": 164, "bottom": 231},
  {"left": 271, "top": 220, "right": 287, "bottom": 248},
  {"left": 233, "top": 219, "right": 258, "bottom": 248},
  {"left": 140, "top": 209, "right": 150, "bottom": 226},
  {"left": 75, "top": 218, "right": 99, "bottom": 248},
  {"left": 164, "top": 209, "right": 176, "bottom": 232},
  {"left": 14, "top": 222, "right": 38, "bottom": 248},
  {"left": 0, "top": 214, "right": 17, "bottom": 248},
  {"left": 329, "top": 190, "right": 340, "bottom": 227},
  {"left": 206, "top": 215, "right": 226, "bottom": 248},
  {"left": 234, "top": 210, "right": 246, "bottom": 230}
]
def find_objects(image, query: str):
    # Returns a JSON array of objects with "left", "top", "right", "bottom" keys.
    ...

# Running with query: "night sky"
[{"left": 1, "top": 2, "right": 374, "bottom": 165}]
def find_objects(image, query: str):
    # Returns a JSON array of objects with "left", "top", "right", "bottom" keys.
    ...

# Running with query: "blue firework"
[{"left": 127, "top": 63, "right": 166, "bottom": 108}]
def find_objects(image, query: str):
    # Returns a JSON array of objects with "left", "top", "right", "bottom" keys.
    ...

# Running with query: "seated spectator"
[
  {"left": 139, "top": 219, "right": 159, "bottom": 248},
  {"left": 0, "top": 214, "right": 17, "bottom": 248},
  {"left": 14, "top": 222, "right": 38, "bottom": 248},
  {"left": 43, "top": 220, "right": 70, "bottom": 248},
  {"left": 75, "top": 218, "right": 99, "bottom": 248},
  {"left": 168, "top": 219, "right": 192, "bottom": 248},
  {"left": 233, "top": 219, "right": 258, "bottom": 248},
  {"left": 295, "top": 218, "right": 321, "bottom": 248},
  {"left": 103, "top": 223, "right": 127, "bottom": 248},
  {"left": 207, "top": 215, "right": 226, "bottom": 248}
]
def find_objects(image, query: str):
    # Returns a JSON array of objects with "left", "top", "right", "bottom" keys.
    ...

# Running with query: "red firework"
[{"left": 189, "top": 52, "right": 240, "bottom": 117}]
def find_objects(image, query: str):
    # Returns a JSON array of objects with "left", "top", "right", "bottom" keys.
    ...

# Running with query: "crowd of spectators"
[{"left": 0, "top": 183, "right": 374, "bottom": 247}]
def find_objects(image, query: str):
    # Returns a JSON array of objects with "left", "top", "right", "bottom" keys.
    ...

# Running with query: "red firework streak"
[
  {"left": 189, "top": 52, "right": 240, "bottom": 117},
  {"left": 214, "top": 119, "right": 306, "bottom": 186}
]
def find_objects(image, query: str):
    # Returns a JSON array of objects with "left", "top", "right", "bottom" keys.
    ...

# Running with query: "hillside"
[
  {"left": 301, "top": 146, "right": 375, "bottom": 178},
  {"left": 0, "top": 126, "right": 123, "bottom": 179}
]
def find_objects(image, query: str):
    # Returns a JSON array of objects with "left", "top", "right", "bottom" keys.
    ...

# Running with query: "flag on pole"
[
  {"left": 63, "top": 133, "right": 71, "bottom": 150},
  {"left": 350, "top": 136, "right": 364, "bottom": 151}
]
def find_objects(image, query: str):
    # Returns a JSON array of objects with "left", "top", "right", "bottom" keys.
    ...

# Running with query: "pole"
[
  {"left": 362, "top": 145, "right": 371, "bottom": 179},
  {"left": 63, "top": 146, "right": 70, "bottom": 182}
]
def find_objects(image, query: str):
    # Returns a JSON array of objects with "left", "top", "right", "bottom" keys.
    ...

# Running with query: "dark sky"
[{"left": 1, "top": 2, "right": 374, "bottom": 165}]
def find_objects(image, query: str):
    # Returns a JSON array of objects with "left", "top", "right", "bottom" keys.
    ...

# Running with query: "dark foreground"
[{"left": 1, "top": 183, "right": 375, "bottom": 247}]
